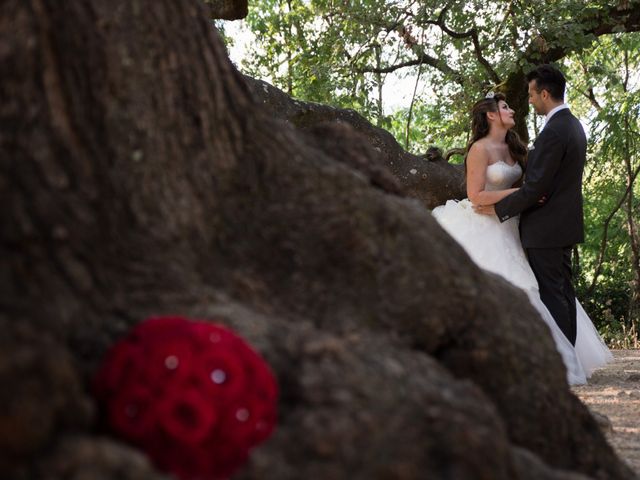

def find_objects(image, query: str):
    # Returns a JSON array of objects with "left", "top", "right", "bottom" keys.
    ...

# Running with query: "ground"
[{"left": 573, "top": 349, "right": 640, "bottom": 474}]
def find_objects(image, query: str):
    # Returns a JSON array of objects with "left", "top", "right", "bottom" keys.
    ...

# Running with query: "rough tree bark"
[
  {"left": 243, "top": 76, "right": 466, "bottom": 209},
  {"left": 0, "top": 1, "right": 635, "bottom": 480}
]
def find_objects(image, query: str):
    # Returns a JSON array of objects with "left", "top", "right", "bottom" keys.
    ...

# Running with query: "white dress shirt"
[{"left": 544, "top": 103, "right": 569, "bottom": 126}]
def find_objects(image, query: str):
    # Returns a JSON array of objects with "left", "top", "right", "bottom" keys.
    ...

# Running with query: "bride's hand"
[{"left": 473, "top": 204, "right": 496, "bottom": 216}]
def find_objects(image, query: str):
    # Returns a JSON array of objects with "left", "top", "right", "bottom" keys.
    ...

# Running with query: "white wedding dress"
[{"left": 432, "top": 161, "right": 613, "bottom": 385}]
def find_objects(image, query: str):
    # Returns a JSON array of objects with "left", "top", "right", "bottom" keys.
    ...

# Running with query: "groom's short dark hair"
[{"left": 526, "top": 64, "right": 566, "bottom": 101}]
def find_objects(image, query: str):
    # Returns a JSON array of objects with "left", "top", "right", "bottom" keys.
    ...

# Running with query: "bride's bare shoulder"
[{"left": 467, "top": 140, "right": 489, "bottom": 162}]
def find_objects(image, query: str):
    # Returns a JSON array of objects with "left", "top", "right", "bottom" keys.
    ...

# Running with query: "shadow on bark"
[{"left": 0, "top": 1, "right": 634, "bottom": 479}]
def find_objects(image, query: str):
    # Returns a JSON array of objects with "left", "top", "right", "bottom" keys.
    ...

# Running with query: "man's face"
[{"left": 528, "top": 80, "right": 546, "bottom": 115}]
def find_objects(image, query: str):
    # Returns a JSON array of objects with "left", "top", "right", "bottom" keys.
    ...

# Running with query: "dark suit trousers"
[{"left": 525, "top": 247, "right": 577, "bottom": 345}]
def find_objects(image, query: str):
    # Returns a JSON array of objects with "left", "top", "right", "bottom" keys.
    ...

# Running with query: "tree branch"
[
  {"left": 469, "top": 32, "right": 501, "bottom": 84},
  {"left": 589, "top": 1, "right": 640, "bottom": 37},
  {"left": 359, "top": 55, "right": 464, "bottom": 85},
  {"left": 526, "top": 0, "right": 640, "bottom": 64},
  {"left": 362, "top": 3, "right": 502, "bottom": 88},
  {"left": 576, "top": 60, "right": 602, "bottom": 111},
  {"left": 588, "top": 160, "right": 640, "bottom": 296},
  {"left": 426, "top": 5, "right": 501, "bottom": 84},
  {"left": 578, "top": 88, "right": 602, "bottom": 111},
  {"left": 423, "top": 6, "right": 473, "bottom": 39},
  {"left": 444, "top": 147, "right": 465, "bottom": 161}
]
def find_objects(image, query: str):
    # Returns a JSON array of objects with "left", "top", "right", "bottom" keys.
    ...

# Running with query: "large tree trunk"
[
  {"left": 0, "top": 1, "right": 635, "bottom": 479},
  {"left": 504, "top": 70, "right": 530, "bottom": 143}
]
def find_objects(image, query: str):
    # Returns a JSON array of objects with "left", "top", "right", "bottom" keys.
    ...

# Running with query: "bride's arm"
[{"left": 466, "top": 143, "right": 518, "bottom": 206}]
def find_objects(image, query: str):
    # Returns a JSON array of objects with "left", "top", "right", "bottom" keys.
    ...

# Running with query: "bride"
[{"left": 432, "top": 92, "right": 612, "bottom": 385}]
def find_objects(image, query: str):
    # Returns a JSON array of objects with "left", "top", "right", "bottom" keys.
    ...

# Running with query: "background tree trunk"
[
  {"left": 243, "top": 75, "right": 466, "bottom": 209},
  {"left": 0, "top": 1, "right": 635, "bottom": 479}
]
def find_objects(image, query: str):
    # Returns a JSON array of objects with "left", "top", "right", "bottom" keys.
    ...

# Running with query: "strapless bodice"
[{"left": 485, "top": 161, "right": 522, "bottom": 191}]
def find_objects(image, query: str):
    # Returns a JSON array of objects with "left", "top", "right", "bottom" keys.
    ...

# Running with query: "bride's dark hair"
[{"left": 464, "top": 93, "right": 527, "bottom": 178}]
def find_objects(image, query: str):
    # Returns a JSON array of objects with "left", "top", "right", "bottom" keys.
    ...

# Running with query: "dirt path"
[{"left": 572, "top": 349, "right": 640, "bottom": 474}]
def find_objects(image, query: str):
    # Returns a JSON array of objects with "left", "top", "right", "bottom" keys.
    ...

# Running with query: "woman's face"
[{"left": 495, "top": 100, "right": 515, "bottom": 128}]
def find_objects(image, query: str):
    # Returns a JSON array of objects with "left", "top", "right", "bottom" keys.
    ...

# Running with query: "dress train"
[{"left": 432, "top": 198, "right": 613, "bottom": 385}]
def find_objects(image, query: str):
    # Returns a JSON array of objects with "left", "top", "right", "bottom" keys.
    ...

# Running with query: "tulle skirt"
[{"left": 432, "top": 199, "right": 613, "bottom": 384}]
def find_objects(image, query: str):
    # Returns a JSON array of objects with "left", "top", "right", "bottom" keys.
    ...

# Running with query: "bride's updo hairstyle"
[{"left": 464, "top": 92, "right": 527, "bottom": 176}]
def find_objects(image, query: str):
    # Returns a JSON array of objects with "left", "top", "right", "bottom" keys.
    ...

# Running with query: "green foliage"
[
  {"left": 218, "top": 1, "right": 640, "bottom": 345},
  {"left": 567, "top": 32, "right": 640, "bottom": 345},
  {"left": 221, "top": 0, "right": 640, "bottom": 143},
  {"left": 238, "top": 0, "right": 400, "bottom": 120}
]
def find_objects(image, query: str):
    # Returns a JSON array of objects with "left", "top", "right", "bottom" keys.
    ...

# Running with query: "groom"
[{"left": 476, "top": 64, "right": 587, "bottom": 345}]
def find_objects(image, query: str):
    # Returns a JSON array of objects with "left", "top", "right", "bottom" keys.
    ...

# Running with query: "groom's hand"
[{"left": 473, "top": 204, "right": 495, "bottom": 216}]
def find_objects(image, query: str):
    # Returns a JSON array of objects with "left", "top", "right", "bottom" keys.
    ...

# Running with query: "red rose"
[
  {"left": 109, "top": 384, "right": 157, "bottom": 441},
  {"left": 215, "top": 394, "right": 276, "bottom": 448},
  {"left": 196, "top": 348, "right": 247, "bottom": 402},
  {"left": 248, "top": 396, "right": 278, "bottom": 444},
  {"left": 143, "top": 336, "right": 195, "bottom": 384},
  {"left": 157, "top": 387, "right": 218, "bottom": 444},
  {"left": 130, "top": 316, "right": 189, "bottom": 340}
]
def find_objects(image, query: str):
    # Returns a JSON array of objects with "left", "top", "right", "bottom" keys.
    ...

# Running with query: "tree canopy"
[{"left": 222, "top": 0, "right": 640, "bottom": 344}]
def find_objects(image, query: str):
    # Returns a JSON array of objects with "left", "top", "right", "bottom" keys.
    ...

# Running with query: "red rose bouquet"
[{"left": 94, "top": 316, "right": 278, "bottom": 480}]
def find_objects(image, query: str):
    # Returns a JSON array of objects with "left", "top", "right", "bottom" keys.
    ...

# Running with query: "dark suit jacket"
[{"left": 494, "top": 108, "right": 587, "bottom": 248}]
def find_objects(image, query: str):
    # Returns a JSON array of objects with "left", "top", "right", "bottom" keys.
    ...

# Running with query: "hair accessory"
[{"left": 485, "top": 91, "right": 495, "bottom": 99}]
